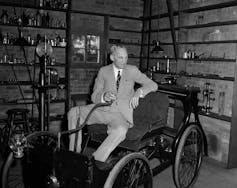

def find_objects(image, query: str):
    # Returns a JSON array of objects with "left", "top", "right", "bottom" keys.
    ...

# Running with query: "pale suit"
[{"left": 68, "top": 63, "right": 157, "bottom": 162}]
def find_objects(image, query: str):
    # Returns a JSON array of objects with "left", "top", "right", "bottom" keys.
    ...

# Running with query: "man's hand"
[
  {"left": 129, "top": 89, "right": 142, "bottom": 109},
  {"left": 103, "top": 91, "right": 117, "bottom": 103}
]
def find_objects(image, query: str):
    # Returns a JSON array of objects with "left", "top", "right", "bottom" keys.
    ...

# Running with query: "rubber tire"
[
  {"left": 104, "top": 152, "right": 153, "bottom": 188},
  {"left": 173, "top": 123, "right": 204, "bottom": 188},
  {"left": 1, "top": 131, "right": 60, "bottom": 188}
]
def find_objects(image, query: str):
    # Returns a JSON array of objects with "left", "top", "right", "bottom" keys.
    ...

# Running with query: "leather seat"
[{"left": 87, "top": 91, "right": 169, "bottom": 151}]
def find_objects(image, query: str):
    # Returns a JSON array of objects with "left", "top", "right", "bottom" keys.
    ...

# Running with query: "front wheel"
[
  {"left": 1, "top": 131, "right": 61, "bottom": 188},
  {"left": 173, "top": 123, "right": 204, "bottom": 188},
  {"left": 104, "top": 152, "right": 153, "bottom": 188}
]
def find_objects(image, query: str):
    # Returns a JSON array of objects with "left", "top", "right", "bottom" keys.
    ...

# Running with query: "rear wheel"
[
  {"left": 173, "top": 123, "right": 204, "bottom": 188},
  {"left": 104, "top": 152, "right": 153, "bottom": 188},
  {"left": 1, "top": 131, "right": 60, "bottom": 188}
]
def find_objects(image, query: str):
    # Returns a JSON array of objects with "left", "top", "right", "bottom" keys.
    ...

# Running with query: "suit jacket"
[{"left": 91, "top": 64, "right": 158, "bottom": 125}]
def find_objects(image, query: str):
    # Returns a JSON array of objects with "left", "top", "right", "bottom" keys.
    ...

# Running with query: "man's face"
[{"left": 112, "top": 47, "right": 128, "bottom": 69}]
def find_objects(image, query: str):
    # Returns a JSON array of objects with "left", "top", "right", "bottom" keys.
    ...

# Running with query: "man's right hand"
[{"left": 103, "top": 91, "right": 117, "bottom": 103}]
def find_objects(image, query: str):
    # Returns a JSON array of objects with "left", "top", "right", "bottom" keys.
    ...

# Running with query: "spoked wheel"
[
  {"left": 104, "top": 152, "right": 153, "bottom": 188},
  {"left": 1, "top": 131, "right": 61, "bottom": 188},
  {"left": 173, "top": 123, "right": 204, "bottom": 188}
]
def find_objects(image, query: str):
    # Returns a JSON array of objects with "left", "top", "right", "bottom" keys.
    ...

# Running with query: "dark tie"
[{"left": 116, "top": 71, "right": 121, "bottom": 91}]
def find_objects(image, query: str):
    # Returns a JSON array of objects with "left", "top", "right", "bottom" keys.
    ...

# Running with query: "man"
[{"left": 68, "top": 44, "right": 158, "bottom": 162}]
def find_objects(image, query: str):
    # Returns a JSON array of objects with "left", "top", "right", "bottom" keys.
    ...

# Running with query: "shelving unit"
[
  {"left": 141, "top": 0, "right": 237, "bottom": 167},
  {"left": 0, "top": 0, "right": 69, "bottom": 130}
]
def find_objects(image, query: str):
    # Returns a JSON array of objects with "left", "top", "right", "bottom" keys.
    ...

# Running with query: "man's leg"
[
  {"left": 67, "top": 106, "right": 81, "bottom": 152},
  {"left": 93, "top": 113, "right": 129, "bottom": 162},
  {"left": 67, "top": 104, "right": 108, "bottom": 153},
  {"left": 93, "top": 126, "right": 128, "bottom": 162}
]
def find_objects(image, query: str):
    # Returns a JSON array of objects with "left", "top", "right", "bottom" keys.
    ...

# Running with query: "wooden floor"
[
  {"left": 153, "top": 158, "right": 237, "bottom": 188},
  {"left": 1, "top": 156, "right": 237, "bottom": 188}
]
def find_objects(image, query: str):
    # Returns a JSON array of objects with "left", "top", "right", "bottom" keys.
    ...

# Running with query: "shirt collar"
[{"left": 112, "top": 64, "right": 123, "bottom": 75}]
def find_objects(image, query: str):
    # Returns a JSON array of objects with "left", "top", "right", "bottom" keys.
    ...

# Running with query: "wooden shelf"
[
  {"left": 153, "top": 72, "right": 234, "bottom": 81},
  {"left": 179, "top": 58, "right": 236, "bottom": 62},
  {"left": 199, "top": 111, "right": 231, "bottom": 122},
  {"left": 144, "top": 57, "right": 235, "bottom": 62},
  {"left": 142, "top": 11, "right": 179, "bottom": 20},
  {"left": 0, "top": 81, "right": 33, "bottom": 85},
  {"left": 143, "top": 19, "right": 237, "bottom": 33},
  {"left": 2, "top": 43, "right": 66, "bottom": 48},
  {"left": 0, "top": 2, "right": 67, "bottom": 12},
  {"left": 180, "top": 20, "right": 237, "bottom": 30},
  {"left": 0, "top": 23, "right": 66, "bottom": 30},
  {"left": 0, "top": 63, "right": 66, "bottom": 67},
  {"left": 168, "top": 105, "right": 231, "bottom": 122},
  {"left": 128, "top": 56, "right": 140, "bottom": 59},
  {"left": 70, "top": 9, "right": 141, "bottom": 20},
  {"left": 109, "top": 40, "right": 141, "bottom": 46},
  {"left": 0, "top": 99, "right": 66, "bottom": 105},
  {"left": 152, "top": 41, "right": 237, "bottom": 45},
  {"left": 181, "top": 1, "right": 237, "bottom": 13},
  {"left": 179, "top": 73, "right": 234, "bottom": 81},
  {"left": 0, "top": 81, "right": 65, "bottom": 86},
  {"left": 178, "top": 40, "right": 237, "bottom": 45},
  {"left": 141, "top": 0, "right": 237, "bottom": 20},
  {"left": 109, "top": 27, "right": 142, "bottom": 33},
  {"left": 0, "top": 114, "right": 65, "bottom": 123}
]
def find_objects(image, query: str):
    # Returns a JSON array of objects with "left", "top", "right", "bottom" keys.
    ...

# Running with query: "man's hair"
[{"left": 110, "top": 44, "right": 127, "bottom": 55}]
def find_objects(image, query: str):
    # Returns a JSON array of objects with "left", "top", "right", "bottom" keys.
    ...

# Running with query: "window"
[{"left": 72, "top": 34, "right": 100, "bottom": 64}]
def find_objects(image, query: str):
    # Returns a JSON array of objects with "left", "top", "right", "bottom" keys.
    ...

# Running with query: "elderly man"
[{"left": 68, "top": 44, "right": 158, "bottom": 162}]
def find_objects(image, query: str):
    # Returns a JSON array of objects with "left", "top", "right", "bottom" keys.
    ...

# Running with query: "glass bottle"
[
  {"left": 36, "top": 10, "right": 41, "bottom": 26},
  {"left": 1, "top": 9, "right": 9, "bottom": 24},
  {"left": 39, "top": 0, "right": 44, "bottom": 7}
]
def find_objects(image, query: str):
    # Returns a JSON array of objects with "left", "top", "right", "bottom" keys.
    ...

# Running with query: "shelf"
[
  {"left": 144, "top": 56, "right": 235, "bottom": 62},
  {"left": 144, "top": 27, "right": 176, "bottom": 33},
  {"left": 128, "top": 55, "right": 140, "bottom": 59},
  {"left": 0, "top": 62, "right": 66, "bottom": 67},
  {"left": 0, "top": 23, "right": 66, "bottom": 30},
  {"left": 179, "top": 58, "right": 236, "bottom": 62},
  {"left": 0, "top": 2, "right": 67, "bottom": 12},
  {"left": 150, "top": 41, "right": 237, "bottom": 45},
  {"left": 0, "top": 99, "right": 66, "bottom": 105},
  {"left": 0, "top": 81, "right": 65, "bottom": 86},
  {"left": 179, "top": 73, "right": 234, "bottom": 81},
  {"left": 140, "top": 56, "right": 176, "bottom": 61},
  {"left": 180, "top": 20, "right": 237, "bottom": 30},
  {"left": 109, "top": 27, "right": 142, "bottom": 33},
  {"left": 108, "top": 40, "right": 141, "bottom": 46},
  {"left": 0, "top": 114, "right": 65, "bottom": 123},
  {"left": 70, "top": 9, "right": 141, "bottom": 20},
  {"left": 168, "top": 104, "right": 231, "bottom": 122},
  {"left": 142, "top": 11, "right": 179, "bottom": 20},
  {"left": 199, "top": 111, "right": 231, "bottom": 122},
  {"left": 181, "top": 1, "right": 237, "bottom": 13},
  {"left": 143, "top": 19, "right": 237, "bottom": 33},
  {"left": 178, "top": 40, "right": 237, "bottom": 45},
  {"left": 2, "top": 43, "right": 66, "bottom": 48},
  {"left": 0, "top": 81, "right": 33, "bottom": 85},
  {"left": 153, "top": 72, "right": 234, "bottom": 81}
]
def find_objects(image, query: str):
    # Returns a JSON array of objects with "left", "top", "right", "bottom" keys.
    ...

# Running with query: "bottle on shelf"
[
  {"left": 56, "top": 33, "right": 62, "bottom": 46},
  {"left": 156, "top": 61, "right": 160, "bottom": 71},
  {"left": 39, "top": 0, "right": 44, "bottom": 7},
  {"left": 1, "top": 9, "right": 9, "bottom": 24},
  {"left": 164, "top": 56, "right": 170, "bottom": 73},
  {"left": 3, "top": 32, "right": 9, "bottom": 44},
  {"left": 45, "top": 12, "right": 50, "bottom": 27},
  {"left": 45, "top": 0, "right": 51, "bottom": 7},
  {"left": 36, "top": 10, "right": 42, "bottom": 27},
  {"left": 21, "top": 11, "right": 28, "bottom": 26}
]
